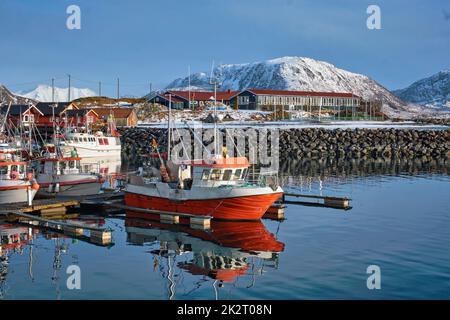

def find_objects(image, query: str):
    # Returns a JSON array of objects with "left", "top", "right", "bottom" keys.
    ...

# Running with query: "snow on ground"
[{"left": 137, "top": 104, "right": 449, "bottom": 130}]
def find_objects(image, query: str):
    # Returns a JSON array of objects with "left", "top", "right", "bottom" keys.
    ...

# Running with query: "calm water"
[{"left": 1, "top": 161, "right": 449, "bottom": 299}]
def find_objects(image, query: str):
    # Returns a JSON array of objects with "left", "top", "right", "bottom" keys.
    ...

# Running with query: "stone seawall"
[{"left": 118, "top": 127, "right": 450, "bottom": 166}]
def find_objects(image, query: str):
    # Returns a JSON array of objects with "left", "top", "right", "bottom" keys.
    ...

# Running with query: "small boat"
[
  {"left": 124, "top": 90, "right": 282, "bottom": 220},
  {"left": 61, "top": 115, "right": 121, "bottom": 159},
  {"left": 0, "top": 153, "right": 39, "bottom": 205},
  {"left": 61, "top": 131, "right": 121, "bottom": 159},
  {"left": 125, "top": 156, "right": 283, "bottom": 220},
  {"left": 35, "top": 156, "right": 104, "bottom": 197}
]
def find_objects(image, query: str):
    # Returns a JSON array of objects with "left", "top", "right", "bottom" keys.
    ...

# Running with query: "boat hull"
[
  {"left": 37, "top": 175, "right": 103, "bottom": 197},
  {"left": 124, "top": 191, "right": 282, "bottom": 220},
  {"left": 0, "top": 183, "right": 38, "bottom": 204},
  {"left": 62, "top": 144, "right": 121, "bottom": 158}
]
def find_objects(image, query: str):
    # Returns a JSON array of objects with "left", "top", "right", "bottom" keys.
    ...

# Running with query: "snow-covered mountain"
[
  {"left": 393, "top": 69, "right": 450, "bottom": 109},
  {"left": 17, "top": 85, "right": 96, "bottom": 102},
  {"left": 0, "top": 84, "right": 36, "bottom": 105},
  {"left": 166, "top": 56, "right": 418, "bottom": 117}
]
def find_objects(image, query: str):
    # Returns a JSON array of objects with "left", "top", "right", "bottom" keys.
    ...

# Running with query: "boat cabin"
[
  {"left": 169, "top": 156, "right": 250, "bottom": 189},
  {"left": 41, "top": 157, "right": 82, "bottom": 175},
  {"left": 0, "top": 160, "right": 28, "bottom": 180},
  {"left": 64, "top": 132, "right": 120, "bottom": 147}
]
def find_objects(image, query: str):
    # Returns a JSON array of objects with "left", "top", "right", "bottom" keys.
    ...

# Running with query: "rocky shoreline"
[{"left": 118, "top": 127, "right": 450, "bottom": 167}]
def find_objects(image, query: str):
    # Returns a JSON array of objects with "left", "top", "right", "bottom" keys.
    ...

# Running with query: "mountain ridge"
[
  {"left": 166, "top": 56, "right": 418, "bottom": 117},
  {"left": 393, "top": 69, "right": 450, "bottom": 109}
]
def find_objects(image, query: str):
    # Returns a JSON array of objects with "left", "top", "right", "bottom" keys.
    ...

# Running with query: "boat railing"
[
  {"left": 79, "top": 162, "right": 101, "bottom": 175},
  {"left": 245, "top": 168, "right": 279, "bottom": 188}
]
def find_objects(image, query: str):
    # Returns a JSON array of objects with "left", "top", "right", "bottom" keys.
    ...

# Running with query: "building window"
[{"left": 238, "top": 96, "right": 250, "bottom": 105}]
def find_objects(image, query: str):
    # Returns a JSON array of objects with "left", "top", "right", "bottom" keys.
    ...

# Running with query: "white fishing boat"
[
  {"left": 61, "top": 112, "right": 121, "bottom": 159},
  {"left": 61, "top": 131, "right": 121, "bottom": 158},
  {"left": 36, "top": 156, "right": 104, "bottom": 197},
  {"left": 0, "top": 153, "right": 39, "bottom": 204}
]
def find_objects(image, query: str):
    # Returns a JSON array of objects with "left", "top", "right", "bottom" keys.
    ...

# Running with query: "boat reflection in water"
[
  {"left": 0, "top": 224, "right": 36, "bottom": 298},
  {"left": 125, "top": 211, "right": 284, "bottom": 298},
  {"left": 0, "top": 218, "right": 106, "bottom": 299}
]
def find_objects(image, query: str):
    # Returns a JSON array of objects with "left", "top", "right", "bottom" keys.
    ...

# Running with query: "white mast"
[
  {"left": 319, "top": 96, "right": 322, "bottom": 122},
  {"left": 209, "top": 60, "right": 219, "bottom": 157},
  {"left": 188, "top": 65, "right": 191, "bottom": 110},
  {"left": 168, "top": 94, "right": 172, "bottom": 161}
]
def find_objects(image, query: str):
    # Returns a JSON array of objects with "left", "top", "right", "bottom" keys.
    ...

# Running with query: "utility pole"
[
  {"left": 117, "top": 78, "right": 120, "bottom": 100},
  {"left": 68, "top": 74, "right": 71, "bottom": 102},
  {"left": 67, "top": 74, "right": 71, "bottom": 102},
  {"left": 188, "top": 65, "right": 191, "bottom": 110},
  {"left": 52, "top": 78, "right": 55, "bottom": 103},
  {"left": 98, "top": 81, "right": 102, "bottom": 96}
]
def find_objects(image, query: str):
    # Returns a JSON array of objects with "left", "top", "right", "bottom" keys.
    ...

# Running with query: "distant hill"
[
  {"left": 17, "top": 84, "right": 96, "bottom": 102},
  {"left": 393, "top": 69, "right": 450, "bottom": 109},
  {"left": 73, "top": 96, "right": 145, "bottom": 108}
]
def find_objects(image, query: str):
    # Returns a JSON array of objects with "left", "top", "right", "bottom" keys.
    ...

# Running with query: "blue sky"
[{"left": 0, "top": 0, "right": 449, "bottom": 97}]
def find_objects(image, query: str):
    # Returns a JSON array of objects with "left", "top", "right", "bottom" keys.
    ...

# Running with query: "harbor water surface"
[{"left": 1, "top": 161, "right": 449, "bottom": 299}]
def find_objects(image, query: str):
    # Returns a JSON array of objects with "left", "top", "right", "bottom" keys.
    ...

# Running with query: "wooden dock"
[
  {"left": 104, "top": 202, "right": 212, "bottom": 230},
  {"left": 0, "top": 192, "right": 124, "bottom": 218},
  {"left": 282, "top": 193, "right": 351, "bottom": 210}
]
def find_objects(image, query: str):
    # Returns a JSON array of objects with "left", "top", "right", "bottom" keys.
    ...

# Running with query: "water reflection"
[
  {"left": 0, "top": 217, "right": 107, "bottom": 299},
  {"left": 280, "top": 157, "right": 449, "bottom": 180},
  {"left": 125, "top": 212, "right": 284, "bottom": 299}
]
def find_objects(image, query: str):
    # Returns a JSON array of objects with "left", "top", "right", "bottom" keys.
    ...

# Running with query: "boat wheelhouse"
[
  {"left": 0, "top": 155, "right": 39, "bottom": 205},
  {"left": 36, "top": 156, "right": 104, "bottom": 197}
]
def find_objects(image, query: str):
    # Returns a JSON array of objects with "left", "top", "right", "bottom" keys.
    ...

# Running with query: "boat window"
[
  {"left": 234, "top": 169, "right": 242, "bottom": 180},
  {"left": 83, "top": 137, "right": 88, "bottom": 142},
  {"left": 99, "top": 138, "right": 104, "bottom": 145},
  {"left": 210, "top": 169, "right": 222, "bottom": 181},
  {"left": 69, "top": 161, "right": 75, "bottom": 168},
  {"left": 0, "top": 166, "right": 7, "bottom": 175},
  {"left": 201, "top": 169, "right": 210, "bottom": 180},
  {"left": 19, "top": 165, "right": 25, "bottom": 174},
  {"left": 223, "top": 169, "right": 232, "bottom": 181},
  {"left": 103, "top": 138, "right": 109, "bottom": 145},
  {"left": 241, "top": 168, "right": 248, "bottom": 179},
  {"left": 60, "top": 161, "right": 67, "bottom": 171},
  {"left": 11, "top": 165, "right": 18, "bottom": 172}
]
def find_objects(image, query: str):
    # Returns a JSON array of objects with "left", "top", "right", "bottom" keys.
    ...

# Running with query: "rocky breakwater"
[
  {"left": 118, "top": 127, "right": 167, "bottom": 165},
  {"left": 118, "top": 127, "right": 450, "bottom": 166},
  {"left": 280, "top": 128, "right": 450, "bottom": 160}
]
